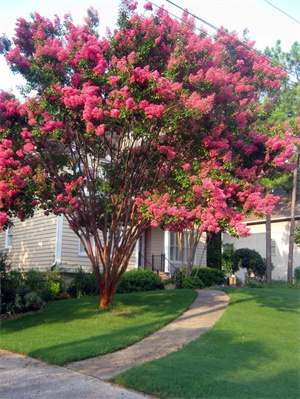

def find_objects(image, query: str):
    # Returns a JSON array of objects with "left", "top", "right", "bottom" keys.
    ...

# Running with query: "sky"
[{"left": 0, "top": 0, "right": 299, "bottom": 96}]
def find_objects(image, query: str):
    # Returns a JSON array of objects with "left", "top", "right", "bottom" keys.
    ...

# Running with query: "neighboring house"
[
  {"left": 0, "top": 209, "right": 206, "bottom": 275},
  {"left": 223, "top": 190, "right": 300, "bottom": 281}
]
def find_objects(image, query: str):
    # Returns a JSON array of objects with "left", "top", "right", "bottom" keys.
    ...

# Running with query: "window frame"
[
  {"left": 169, "top": 232, "right": 187, "bottom": 264},
  {"left": 78, "top": 232, "right": 95, "bottom": 256},
  {"left": 5, "top": 225, "right": 13, "bottom": 249}
]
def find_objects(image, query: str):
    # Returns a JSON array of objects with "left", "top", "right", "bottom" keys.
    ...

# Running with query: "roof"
[{"left": 245, "top": 187, "right": 300, "bottom": 224}]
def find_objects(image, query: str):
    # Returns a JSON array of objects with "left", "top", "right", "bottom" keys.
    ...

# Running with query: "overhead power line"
[
  {"left": 263, "top": 0, "right": 300, "bottom": 25},
  {"left": 146, "top": 0, "right": 297, "bottom": 80}
]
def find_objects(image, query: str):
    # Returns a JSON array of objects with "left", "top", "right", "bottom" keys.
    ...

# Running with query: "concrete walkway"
[
  {"left": 0, "top": 290, "right": 229, "bottom": 399},
  {"left": 68, "top": 290, "right": 229, "bottom": 379}
]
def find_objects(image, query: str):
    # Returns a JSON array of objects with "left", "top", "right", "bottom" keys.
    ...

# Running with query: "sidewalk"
[{"left": 0, "top": 289, "right": 229, "bottom": 399}]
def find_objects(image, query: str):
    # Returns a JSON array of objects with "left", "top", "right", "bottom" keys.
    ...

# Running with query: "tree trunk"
[
  {"left": 99, "top": 282, "right": 117, "bottom": 309},
  {"left": 266, "top": 211, "right": 272, "bottom": 283},
  {"left": 287, "top": 152, "right": 299, "bottom": 284}
]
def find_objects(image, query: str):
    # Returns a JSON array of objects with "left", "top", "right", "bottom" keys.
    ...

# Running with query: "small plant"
[
  {"left": 56, "top": 292, "right": 70, "bottom": 300},
  {"left": 42, "top": 280, "right": 61, "bottom": 301},
  {"left": 222, "top": 243, "right": 235, "bottom": 275},
  {"left": 294, "top": 267, "right": 300, "bottom": 285},
  {"left": 245, "top": 280, "right": 264, "bottom": 288},
  {"left": 24, "top": 292, "right": 45, "bottom": 311}
]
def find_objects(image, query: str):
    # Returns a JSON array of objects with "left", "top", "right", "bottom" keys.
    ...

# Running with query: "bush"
[
  {"left": 245, "top": 280, "right": 264, "bottom": 288},
  {"left": 67, "top": 269, "right": 99, "bottom": 298},
  {"left": 14, "top": 291, "right": 45, "bottom": 312},
  {"left": 0, "top": 251, "right": 24, "bottom": 314},
  {"left": 24, "top": 292, "right": 45, "bottom": 311},
  {"left": 116, "top": 269, "right": 164, "bottom": 294},
  {"left": 233, "top": 248, "right": 266, "bottom": 280},
  {"left": 194, "top": 267, "right": 226, "bottom": 287},
  {"left": 182, "top": 276, "right": 204, "bottom": 289},
  {"left": 42, "top": 280, "right": 61, "bottom": 301},
  {"left": 174, "top": 267, "right": 226, "bottom": 289},
  {"left": 1, "top": 263, "right": 67, "bottom": 315},
  {"left": 294, "top": 267, "right": 300, "bottom": 285}
]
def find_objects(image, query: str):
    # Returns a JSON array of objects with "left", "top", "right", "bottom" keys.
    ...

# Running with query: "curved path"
[
  {"left": 68, "top": 290, "right": 229, "bottom": 380},
  {"left": 0, "top": 289, "right": 229, "bottom": 399}
]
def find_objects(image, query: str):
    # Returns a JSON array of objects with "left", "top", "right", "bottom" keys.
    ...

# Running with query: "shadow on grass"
[
  {"left": 1, "top": 290, "right": 196, "bottom": 333},
  {"left": 113, "top": 328, "right": 300, "bottom": 399},
  {"left": 223, "top": 287, "right": 300, "bottom": 314}
]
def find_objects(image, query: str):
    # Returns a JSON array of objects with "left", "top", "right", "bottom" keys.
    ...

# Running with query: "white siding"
[
  {"left": 223, "top": 220, "right": 300, "bottom": 281},
  {"left": 0, "top": 210, "right": 57, "bottom": 270}
]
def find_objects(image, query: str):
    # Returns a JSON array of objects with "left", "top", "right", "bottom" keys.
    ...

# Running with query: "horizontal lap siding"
[
  {"left": 1, "top": 210, "right": 57, "bottom": 270},
  {"left": 195, "top": 234, "right": 207, "bottom": 267},
  {"left": 145, "top": 227, "right": 164, "bottom": 268},
  {"left": 60, "top": 217, "right": 137, "bottom": 271},
  {"left": 61, "top": 217, "right": 93, "bottom": 270}
]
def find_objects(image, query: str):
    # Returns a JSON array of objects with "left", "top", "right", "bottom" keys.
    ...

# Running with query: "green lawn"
[
  {"left": 0, "top": 289, "right": 197, "bottom": 365},
  {"left": 113, "top": 288, "right": 300, "bottom": 399}
]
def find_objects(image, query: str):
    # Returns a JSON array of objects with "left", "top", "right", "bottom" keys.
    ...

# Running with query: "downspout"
[{"left": 51, "top": 214, "right": 63, "bottom": 269}]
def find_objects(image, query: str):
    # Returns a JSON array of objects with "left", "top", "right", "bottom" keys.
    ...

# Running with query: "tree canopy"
[{"left": 0, "top": 1, "right": 299, "bottom": 307}]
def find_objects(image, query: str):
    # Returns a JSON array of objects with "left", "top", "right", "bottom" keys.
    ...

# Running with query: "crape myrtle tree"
[{"left": 0, "top": 1, "right": 299, "bottom": 308}]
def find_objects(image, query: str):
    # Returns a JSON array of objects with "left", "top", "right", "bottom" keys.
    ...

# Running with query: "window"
[
  {"left": 5, "top": 226, "right": 13, "bottom": 249},
  {"left": 78, "top": 233, "right": 95, "bottom": 256},
  {"left": 271, "top": 239, "right": 276, "bottom": 256},
  {"left": 169, "top": 233, "right": 187, "bottom": 263}
]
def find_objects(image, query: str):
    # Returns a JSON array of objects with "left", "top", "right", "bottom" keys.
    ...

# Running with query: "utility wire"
[
  {"left": 154, "top": 0, "right": 297, "bottom": 80},
  {"left": 263, "top": 0, "right": 300, "bottom": 25}
]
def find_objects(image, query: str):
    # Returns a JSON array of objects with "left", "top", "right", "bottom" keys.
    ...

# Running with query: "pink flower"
[
  {"left": 110, "top": 109, "right": 120, "bottom": 118},
  {"left": 96, "top": 124, "right": 105, "bottom": 136},
  {"left": 144, "top": 2, "right": 153, "bottom": 10},
  {"left": 23, "top": 143, "right": 34, "bottom": 152},
  {"left": 182, "top": 163, "right": 191, "bottom": 171}
]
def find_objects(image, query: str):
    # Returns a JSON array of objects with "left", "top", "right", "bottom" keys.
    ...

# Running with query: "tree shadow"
[
  {"left": 113, "top": 329, "right": 300, "bottom": 399},
  {"left": 223, "top": 287, "right": 300, "bottom": 314}
]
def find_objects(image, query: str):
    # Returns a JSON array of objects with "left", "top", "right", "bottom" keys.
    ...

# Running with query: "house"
[
  {"left": 222, "top": 190, "right": 300, "bottom": 281},
  {"left": 0, "top": 209, "right": 206, "bottom": 275}
]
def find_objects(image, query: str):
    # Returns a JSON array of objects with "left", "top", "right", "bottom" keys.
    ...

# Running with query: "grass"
[
  {"left": 0, "top": 289, "right": 197, "bottom": 366},
  {"left": 113, "top": 288, "right": 300, "bottom": 399}
]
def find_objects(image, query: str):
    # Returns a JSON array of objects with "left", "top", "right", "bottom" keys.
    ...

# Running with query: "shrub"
[
  {"left": 182, "top": 276, "right": 204, "bottom": 289},
  {"left": 233, "top": 248, "right": 266, "bottom": 280},
  {"left": 14, "top": 291, "right": 45, "bottom": 312},
  {"left": 194, "top": 267, "right": 226, "bottom": 287},
  {"left": 116, "top": 269, "right": 164, "bottom": 294},
  {"left": 42, "top": 280, "right": 61, "bottom": 301},
  {"left": 0, "top": 251, "right": 24, "bottom": 314},
  {"left": 245, "top": 280, "right": 264, "bottom": 288},
  {"left": 14, "top": 293, "right": 26, "bottom": 312},
  {"left": 294, "top": 267, "right": 300, "bottom": 285},
  {"left": 25, "top": 269, "right": 45, "bottom": 292},
  {"left": 24, "top": 292, "right": 45, "bottom": 311},
  {"left": 174, "top": 267, "right": 226, "bottom": 289},
  {"left": 67, "top": 269, "right": 99, "bottom": 298}
]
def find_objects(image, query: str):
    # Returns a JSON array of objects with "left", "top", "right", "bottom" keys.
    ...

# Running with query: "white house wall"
[
  {"left": 0, "top": 209, "right": 57, "bottom": 270},
  {"left": 223, "top": 220, "right": 300, "bottom": 281}
]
